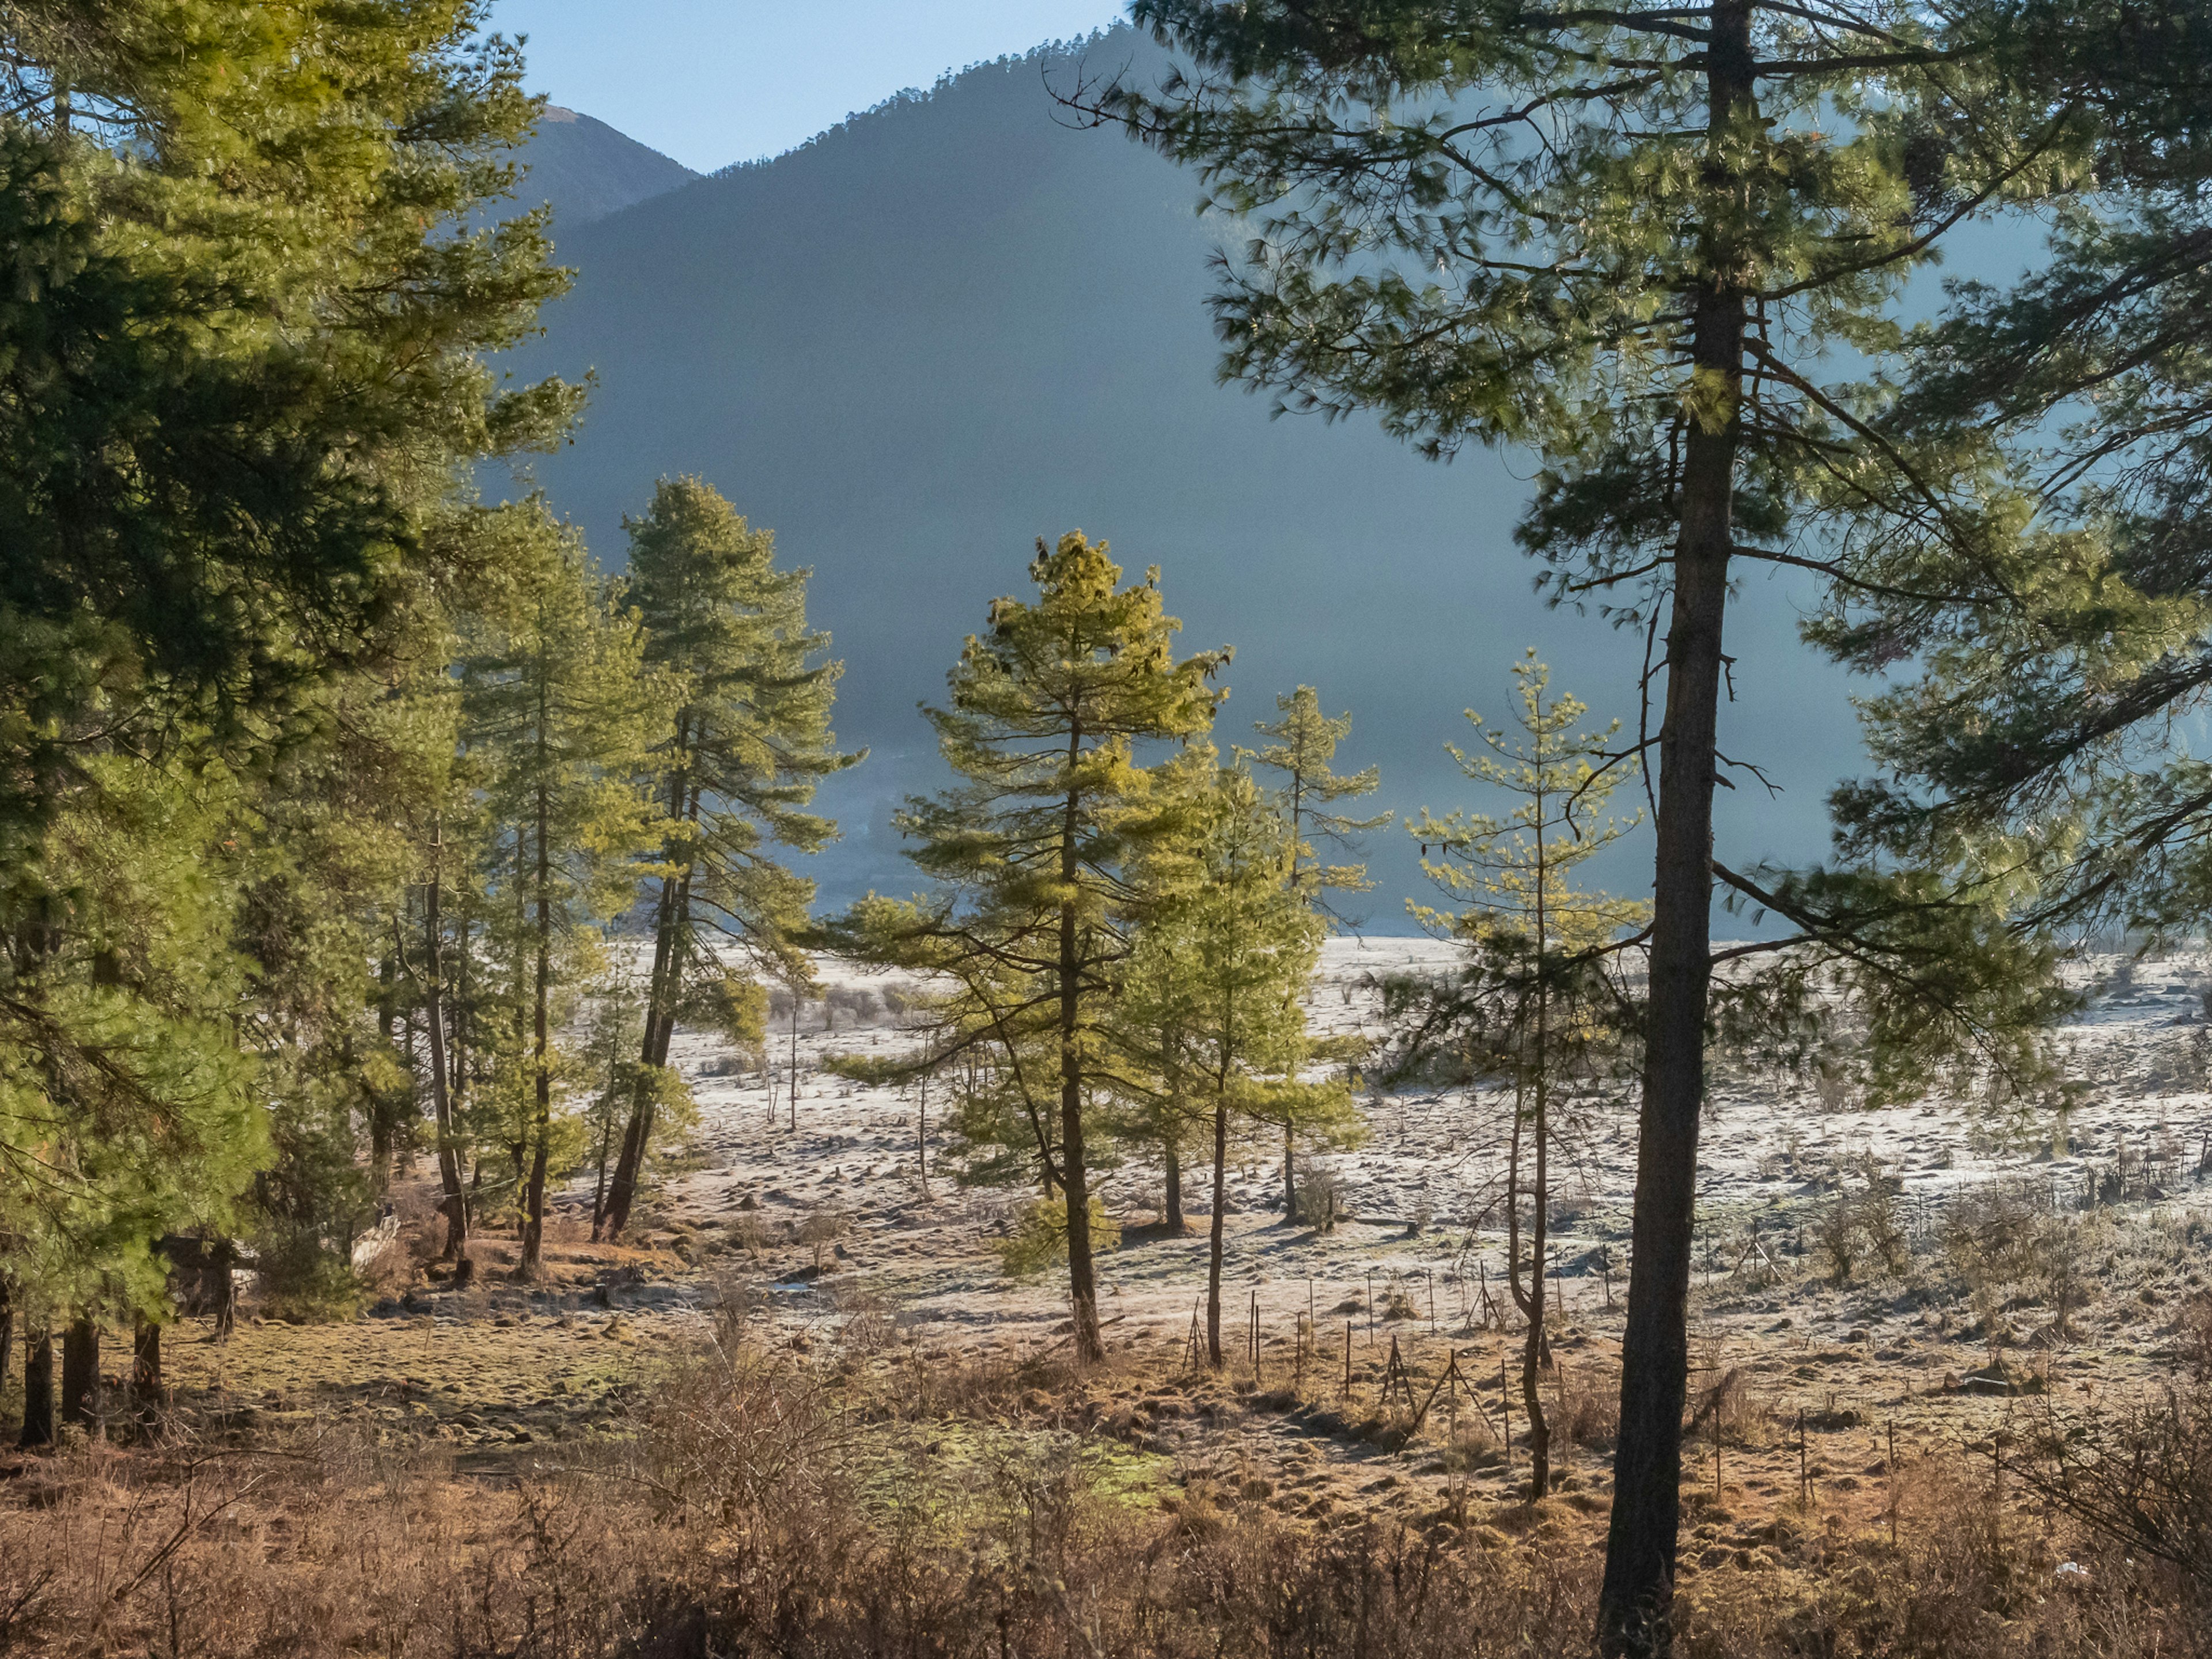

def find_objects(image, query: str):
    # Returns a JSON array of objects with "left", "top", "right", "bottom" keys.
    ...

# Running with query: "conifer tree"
[
  {"left": 0, "top": 2, "right": 576, "bottom": 1315},
  {"left": 1099, "top": 8, "right": 2089, "bottom": 1640},
  {"left": 1406, "top": 652, "right": 1647, "bottom": 1497},
  {"left": 1806, "top": 14, "right": 2212, "bottom": 940},
  {"left": 1240, "top": 687, "right": 1385, "bottom": 1216},
  {"left": 461, "top": 510, "right": 662, "bottom": 1275},
  {"left": 1120, "top": 764, "right": 1349, "bottom": 1365},
  {"left": 832, "top": 533, "right": 1228, "bottom": 1361},
  {"left": 599, "top": 478, "right": 855, "bottom": 1241}
]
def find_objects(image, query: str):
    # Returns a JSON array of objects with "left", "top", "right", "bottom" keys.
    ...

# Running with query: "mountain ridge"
[{"left": 501, "top": 31, "right": 1863, "bottom": 924}]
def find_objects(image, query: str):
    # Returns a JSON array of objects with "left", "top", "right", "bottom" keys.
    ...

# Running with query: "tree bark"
[
  {"left": 1206, "top": 1095, "right": 1228, "bottom": 1366},
  {"left": 1059, "top": 755, "right": 1105, "bottom": 1364},
  {"left": 1164, "top": 1134, "right": 1184, "bottom": 1232},
  {"left": 60, "top": 1316, "right": 98, "bottom": 1432},
  {"left": 417, "top": 836, "right": 469, "bottom": 1262},
  {"left": 521, "top": 757, "right": 554, "bottom": 1275},
  {"left": 1597, "top": 6, "right": 1751, "bottom": 1642},
  {"left": 601, "top": 729, "right": 695, "bottom": 1243},
  {"left": 1282, "top": 1124, "right": 1300, "bottom": 1225},
  {"left": 18, "top": 1327, "right": 52, "bottom": 1449},
  {"left": 370, "top": 956, "right": 402, "bottom": 1194}
]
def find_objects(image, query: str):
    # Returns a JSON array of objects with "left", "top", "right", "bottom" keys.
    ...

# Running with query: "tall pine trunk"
[
  {"left": 1206, "top": 1094, "right": 1228, "bottom": 1366},
  {"left": 1518, "top": 1078, "right": 1551, "bottom": 1498},
  {"left": 1599, "top": 9, "right": 1749, "bottom": 1643},
  {"left": 1163, "top": 1135, "right": 1184, "bottom": 1232},
  {"left": 601, "top": 732, "right": 693, "bottom": 1243},
  {"left": 371, "top": 956, "right": 400, "bottom": 1193},
  {"left": 1282, "top": 1126, "right": 1299, "bottom": 1225},
  {"left": 421, "top": 849, "right": 468, "bottom": 1261},
  {"left": 1059, "top": 755, "right": 1105, "bottom": 1365},
  {"left": 18, "top": 1326, "right": 52, "bottom": 1449},
  {"left": 521, "top": 755, "right": 554, "bottom": 1274}
]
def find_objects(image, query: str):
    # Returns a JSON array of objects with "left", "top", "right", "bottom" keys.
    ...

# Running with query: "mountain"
[
  {"left": 513, "top": 105, "right": 697, "bottom": 228},
  {"left": 499, "top": 33, "right": 1865, "bottom": 925}
]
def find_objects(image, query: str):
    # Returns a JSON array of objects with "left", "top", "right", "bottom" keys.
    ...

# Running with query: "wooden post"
[
  {"left": 1798, "top": 1407, "right": 1808, "bottom": 1505},
  {"left": 1343, "top": 1320, "right": 1352, "bottom": 1400},
  {"left": 1501, "top": 1350, "right": 1512, "bottom": 1481},
  {"left": 1888, "top": 1421, "right": 1898, "bottom": 1548},
  {"left": 1366, "top": 1271, "right": 1375, "bottom": 1346}
]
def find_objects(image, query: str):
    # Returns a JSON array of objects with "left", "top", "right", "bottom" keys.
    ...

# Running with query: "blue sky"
[{"left": 483, "top": 2, "right": 1127, "bottom": 172}]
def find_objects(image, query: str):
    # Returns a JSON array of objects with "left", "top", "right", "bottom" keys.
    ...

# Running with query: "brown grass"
[{"left": 3, "top": 1330, "right": 2207, "bottom": 1659}]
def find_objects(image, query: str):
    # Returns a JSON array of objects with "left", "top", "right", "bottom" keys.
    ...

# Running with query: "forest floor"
[{"left": 5, "top": 939, "right": 2211, "bottom": 1655}]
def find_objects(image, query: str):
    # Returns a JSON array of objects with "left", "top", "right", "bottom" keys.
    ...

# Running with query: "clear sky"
[{"left": 482, "top": 2, "right": 1128, "bottom": 173}]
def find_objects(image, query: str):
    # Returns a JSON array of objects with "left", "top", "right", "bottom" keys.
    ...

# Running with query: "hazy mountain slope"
[
  {"left": 516, "top": 106, "right": 698, "bottom": 228},
  {"left": 502, "top": 36, "right": 1862, "bottom": 921}
]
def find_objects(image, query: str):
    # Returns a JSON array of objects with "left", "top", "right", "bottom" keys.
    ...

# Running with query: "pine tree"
[
  {"left": 1240, "top": 686, "right": 1385, "bottom": 1216},
  {"left": 1097, "top": 8, "right": 2091, "bottom": 1640},
  {"left": 1406, "top": 652, "right": 1647, "bottom": 1497},
  {"left": 1120, "top": 764, "right": 1350, "bottom": 1365},
  {"left": 599, "top": 478, "right": 855, "bottom": 1241},
  {"left": 0, "top": 2, "right": 576, "bottom": 1320},
  {"left": 832, "top": 533, "right": 1228, "bottom": 1361},
  {"left": 461, "top": 509, "right": 663, "bottom": 1275},
  {"left": 1805, "top": 16, "right": 2212, "bottom": 942}
]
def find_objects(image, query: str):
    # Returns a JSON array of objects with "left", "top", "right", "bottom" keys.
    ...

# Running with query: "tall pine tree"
[
  {"left": 460, "top": 510, "right": 662, "bottom": 1275},
  {"left": 834, "top": 533, "right": 1227, "bottom": 1361},
  {"left": 1097, "top": 7, "right": 2090, "bottom": 1642},
  {"left": 598, "top": 478, "right": 855, "bottom": 1241}
]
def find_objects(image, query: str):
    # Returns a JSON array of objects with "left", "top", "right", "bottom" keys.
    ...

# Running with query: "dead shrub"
[
  {"left": 1554, "top": 1361, "right": 1620, "bottom": 1450},
  {"left": 2012, "top": 1370, "right": 2212, "bottom": 1599},
  {"left": 1813, "top": 1158, "right": 1910, "bottom": 1285}
]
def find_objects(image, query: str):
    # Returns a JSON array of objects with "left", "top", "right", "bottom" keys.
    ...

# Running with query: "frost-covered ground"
[{"left": 582, "top": 938, "right": 2212, "bottom": 1368}]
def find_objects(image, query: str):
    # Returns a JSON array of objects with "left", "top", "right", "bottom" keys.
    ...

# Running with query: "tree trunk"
[
  {"left": 371, "top": 955, "right": 400, "bottom": 1194},
  {"left": 18, "top": 1327, "right": 52, "bottom": 1449},
  {"left": 602, "top": 741, "right": 695, "bottom": 1243},
  {"left": 1164, "top": 1134, "right": 1184, "bottom": 1232},
  {"left": 1058, "top": 763, "right": 1104, "bottom": 1365},
  {"left": 60, "top": 1316, "right": 99, "bottom": 1432},
  {"left": 521, "top": 761, "right": 553, "bottom": 1275},
  {"left": 601, "top": 870, "right": 677, "bottom": 1241},
  {"left": 1282, "top": 1124, "right": 1300, "bottom": 1225},
  {"left": 1206, "top": 1096, "right": 1228, "bottom": 1366},
  {"left": 1597, "top": 9, "right": 1750, "bottom": 1643},
  {"left": 1524, "top": 1077, "right": 1551, "bottom": 1499},
  {"left": 590, "top": 1107, "right": 617, "bottom": 1233},
  {"left": 0, "top": 1281, "right": 12, "bottom": 1428},
  {"left": 419, "top": 842, "right": 469, "bottom": 1261}
]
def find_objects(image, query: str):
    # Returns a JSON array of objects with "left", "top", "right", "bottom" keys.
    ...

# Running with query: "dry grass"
[{"left": 5, "top": 1330, "right": 2210, "bottom": 1659}]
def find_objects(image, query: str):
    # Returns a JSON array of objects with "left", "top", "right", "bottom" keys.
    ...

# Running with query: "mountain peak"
[{"left": 514, "top": 107, "right": 697, "bottom": 228}]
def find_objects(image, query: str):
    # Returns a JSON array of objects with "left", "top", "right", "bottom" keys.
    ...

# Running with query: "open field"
[{"left": 6, "top": 939, "right": 2211, "bottom": 1655}]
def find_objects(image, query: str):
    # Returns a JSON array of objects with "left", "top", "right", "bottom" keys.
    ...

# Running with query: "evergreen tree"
[
  {"left": 0, "top": 753, "right": 264, "bottom": 1353},
  {"left": 1119, "top": 765, "right": 1349, "bottom": 1366},
  {"left": 1098, "top": 7, "right": 2089, "bottom": 1640},
  {"left": 460, "top": 510, "right": 663, "bottom": 1275},
  {"left": 1807, "top": 13, "right": 2212, "bottom": 942},
  {"left": 832, "top": 533, "right": 1228, "bottom": 1362},
  {"left": 1240, "top": 686, "right": 1385, "bottom": 1215},
  {"left": 599, "top": 478, "right": 855, "bottom": 1242},
  {"left": 0, "top": 2, "right": 576, "bottom": 1318},
  {"left": 1404, "top": 652, "right": 1647, "bottom": 1498}
]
